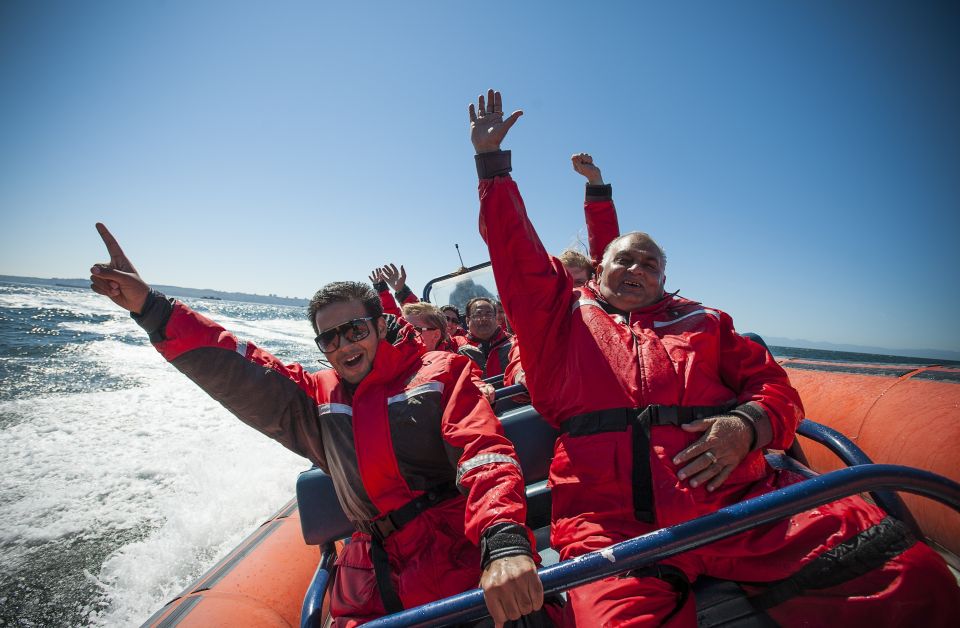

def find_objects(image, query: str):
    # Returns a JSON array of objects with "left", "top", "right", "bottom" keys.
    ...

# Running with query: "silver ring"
[{"left": 704, "top": 451, "right": 718, "bottom": 465}]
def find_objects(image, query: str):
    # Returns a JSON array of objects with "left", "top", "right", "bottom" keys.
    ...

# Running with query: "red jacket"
[
  {"left": 145, "top": 298, "right": 527, "bottom": 542},
  {"left": 504, "top": 184, "right": 620, "bottom": 390},
  {"left": 478, "top": 174, "right": 804, "bottom": 558},
  {"left": 460, "top": 327, "right": 513, "bottom": 379}
]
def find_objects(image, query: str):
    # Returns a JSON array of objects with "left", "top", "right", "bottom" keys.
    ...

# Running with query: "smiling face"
[
  {"left": 466, "top": 299, "right": 498, "bottom": 340},
  {"left": 314, "top": 299, "right": 386, "bottom": 384},
  {"left": 597, "top": 233, "right": 666, "bottom": 311}
]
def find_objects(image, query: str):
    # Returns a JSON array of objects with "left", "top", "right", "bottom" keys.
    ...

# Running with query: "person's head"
[
  {"left": 308, "top": 281, "right": 386, "bottom": 384},
  {"left": 596, "top": 232, "right": 667, "bottom": 312},
  {"left": 402, "top": 302, "right": 449, "bottom": 351},
  {"left": 440, "top": 305, "right": 461, "bottom": 335},
  {"left": 558, "top": 249, "right": 594, "bottom": 288},
  {"left": 465, "top": 297, "right": 499, "bottom": 340}
]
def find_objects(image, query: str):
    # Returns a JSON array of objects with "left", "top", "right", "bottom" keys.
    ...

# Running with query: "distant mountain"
[
  {"left": 760, "top": 334, "right": 960, "bottom": 363},
  {"left": 1, "top": 275, "right": 309, "bottom": 307}
]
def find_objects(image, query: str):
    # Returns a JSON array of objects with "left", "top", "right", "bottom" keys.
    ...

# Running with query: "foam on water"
[{"left": 0, "top": 284, "right": 317, "bottom": 626}]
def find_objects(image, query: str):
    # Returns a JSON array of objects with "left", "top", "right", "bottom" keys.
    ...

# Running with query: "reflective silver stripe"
[
  {"left": 456, "top": 453, "right": 521, "bottom": 486},
  {"left": 653, "top": 309, "right": 720, "bottom": 328},
  {"left": 572, "top": 298, "right": 602, "bottom": 312},
  {"left": 317, "top": 403, "right": 353, "bottom": 416},
  {"left": 387, "top": 381, "right": 444, "bottom": 405},
  {"left": 235, "top": 340, "right": 248, "bottom": 357}
]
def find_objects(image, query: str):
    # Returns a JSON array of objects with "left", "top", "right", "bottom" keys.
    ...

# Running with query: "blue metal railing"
[
  {"left": 796, "top": 419, "right": 921, "bottom": 534},
  {"left": 300, "top": 543, "right": 336, "bottom": 628},
  {"left": 364, "top": 464, "right": 960, "bottom": 627}
]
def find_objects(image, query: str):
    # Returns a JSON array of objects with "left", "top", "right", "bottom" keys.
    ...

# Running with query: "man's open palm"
[
  {"left": 89, "top": 223, "right": 150, "bottom": 314},
  {"left": 469, "top": 89, "right": 523, "bottom": 154}
]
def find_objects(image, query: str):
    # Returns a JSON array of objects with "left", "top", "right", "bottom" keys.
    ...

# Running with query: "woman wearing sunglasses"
[{"left": 89, "top": 224, "right": 551, "bottom": 628}]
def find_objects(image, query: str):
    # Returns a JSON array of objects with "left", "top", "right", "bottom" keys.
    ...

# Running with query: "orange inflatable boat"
[{"left": 143, "top": 355, "right": 960, "bottom": 627}]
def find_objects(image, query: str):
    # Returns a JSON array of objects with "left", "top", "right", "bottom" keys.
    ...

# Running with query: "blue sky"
[{"left": 1, "top": 1, "right": 957, "bottom": 352}]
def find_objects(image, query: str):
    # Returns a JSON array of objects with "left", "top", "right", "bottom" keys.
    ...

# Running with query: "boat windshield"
[{"left": 423, "top": 263, "right": 499, "bottom": 312}]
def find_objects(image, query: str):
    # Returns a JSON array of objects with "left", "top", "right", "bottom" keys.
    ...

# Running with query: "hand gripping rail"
[{"left": 363, "top": 464, "right": 960, "bottom": 627}]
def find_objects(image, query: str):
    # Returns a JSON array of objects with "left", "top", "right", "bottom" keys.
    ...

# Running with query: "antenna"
[{"left": 455, "top": 243, "right": 467, "bottom": 271}]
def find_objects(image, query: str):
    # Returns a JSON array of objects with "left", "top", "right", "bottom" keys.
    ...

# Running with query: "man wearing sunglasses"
[{"left": 88, "top": 224, "right": 550, "bottom": 627}]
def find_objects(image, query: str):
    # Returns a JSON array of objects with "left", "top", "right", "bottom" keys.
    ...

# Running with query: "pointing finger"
[{"left": 96, "top": 223, "right": 124, "bottom": 259}]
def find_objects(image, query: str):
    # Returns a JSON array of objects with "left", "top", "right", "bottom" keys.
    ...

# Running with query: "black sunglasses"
[{"left": 315, "top": 317, "right": 375, "bottom": 354}]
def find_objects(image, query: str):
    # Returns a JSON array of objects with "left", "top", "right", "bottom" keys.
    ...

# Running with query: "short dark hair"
[
  {"left": 308, "top": 281, "right": 383, "bottom": 334},
  {"left": 465, "top": 296, "right": 496, "bottom": 317},
  {"left": 440, "top": 304, "right": 460, "bottom": 317}
]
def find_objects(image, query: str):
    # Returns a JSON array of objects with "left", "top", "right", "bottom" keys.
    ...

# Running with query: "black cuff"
[
  {"left": 372, "top": 280, "right": 388, "bottom": 293},
  {"left": 730, "top": 403, "right": 771, "bottom": 451},
  {"left": 130, "top": 289, "right": 175, "bottom": 344},
  {"left": 585, "top": 183, "right": 612, "bottom": 202},
  {"left": 395, "top": 285, "right": 415, "bottom": 303},
  {"left": 480, "top": 522, "right": 533, "bottom": 571},
  {"left": 475, "top": 150, "right": 512, "bottom": 179}
]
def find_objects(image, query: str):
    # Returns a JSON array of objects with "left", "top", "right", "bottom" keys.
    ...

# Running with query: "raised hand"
[
  {"left": 89, "top": 223, "right": 150, "bottom": 314},
  {"left": 368, "top": 268, "right": 386, "bottom": 286},
  {"left": 571, "top": 153, "right": 604, "bottom": 185},
  {"left": 469, "top": 89, "right": 523, "bottom": 154},
  {"left": 381, "top": 263, "right": 407, "bottom": 292}
]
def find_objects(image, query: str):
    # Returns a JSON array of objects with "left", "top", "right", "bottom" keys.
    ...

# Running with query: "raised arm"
[
  {"left": 381, "top": 263, "right": 419, "bottom": 305},
  {"left": 469, "top": 90, "right": 576, "bottom": 370},
  {"left": 572, "top": 153, "right": 621, "bottom": 265},
  {"left": 370, "top": 267, "right": 402, "bottom": 317},
  {"left": 89, "top": 224, "right": 327, "bottom": 468}
]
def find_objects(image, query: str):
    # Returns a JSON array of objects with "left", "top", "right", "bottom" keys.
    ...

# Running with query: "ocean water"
[
  {"left": 1, "top": 281, "right": 951, "bottom": 627},
  {"left": 0, "top": 282, "right": 318, "bottom": 627}
]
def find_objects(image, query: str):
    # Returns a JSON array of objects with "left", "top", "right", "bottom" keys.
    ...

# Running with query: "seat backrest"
[
  {"left": 297, "top": 404, "right": 558, "bottom": 546},
  {"left": 296, "top": 468, "right": 353, "bottom": 546},
  {"left": 498, "top": 405, "right": 558, "bottom": 484}
]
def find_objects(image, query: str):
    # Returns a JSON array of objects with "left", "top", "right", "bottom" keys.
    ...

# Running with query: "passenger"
[
  {"left": 555, "top": 250, "right": 593, "bottom": 288},
  {"left": 402, "top": 301, "right": 495, "bottom": 405},
  {"left": 89, "top": 224, "right": 549, "bottom": 628},
  {"left": 459, "top": 296, "right": 514, "bottom": 379},
  {"left": 401, "top": 301, "right": 455, "bottom": 352},
  {"left": 468, "top": 90, "right": 960, "bottom": 626},
  {"left": 441, "top": 304, "right": 468, "bottom": 337}
]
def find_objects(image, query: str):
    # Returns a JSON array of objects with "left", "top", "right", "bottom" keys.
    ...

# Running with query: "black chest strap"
[
  {"left": 560, "top": 403, "right": 735, "bottom": 523},
  {"left": 357, "top": 484, "right": 461, "bottom": 615}
]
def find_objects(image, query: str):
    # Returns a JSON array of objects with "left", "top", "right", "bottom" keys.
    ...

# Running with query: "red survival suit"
[
  {"left": 504, "top": 182, "right": 620, "bottom": 392},
  {"left": 476, "top": 158, "right": 959, "bottom": 626},
  {"left": 460, "top": 326, "right": 514, "bottom": 379},
  {"left": 130, "top": 291, "right": 538, "bottom": 626}
]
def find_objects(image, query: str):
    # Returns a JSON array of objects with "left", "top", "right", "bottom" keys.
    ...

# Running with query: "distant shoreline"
[
  {"left": 2, "top": 274, "right": 309, "bottom": 307},
  {"left": 3, "top": 275, "right": 958, "bottom": 363}
]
